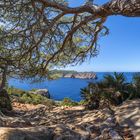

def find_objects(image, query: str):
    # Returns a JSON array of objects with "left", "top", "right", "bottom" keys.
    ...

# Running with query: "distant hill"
[{"left": 49, "top": 70, "right": 96, "bottom": 79}]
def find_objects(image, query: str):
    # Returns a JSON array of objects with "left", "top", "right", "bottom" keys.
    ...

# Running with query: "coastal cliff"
[
  {"left": 49, "top": 70, "right": 97, "bottom": 79},
  {"left": 63, "top": 72, "right": 97, "bottom": 79}
]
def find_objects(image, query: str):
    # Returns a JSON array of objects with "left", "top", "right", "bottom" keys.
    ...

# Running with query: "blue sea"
[{"left": 8, "top": 72, "right": 135, "bottom": 101}]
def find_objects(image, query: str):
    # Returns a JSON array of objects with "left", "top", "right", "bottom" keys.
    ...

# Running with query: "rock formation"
[
  {"left": 64, "top": 72, "right": 97, "bottom": 79},
  {"left": 31, "top": 89, "right": 50, "bottom": 98}
]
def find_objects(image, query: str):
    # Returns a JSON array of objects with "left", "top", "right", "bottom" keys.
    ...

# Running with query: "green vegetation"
[
  {"left": 60, "top": 98, "right": 78, "bottom": 107},
  {"left": 0, "top": 0, "right": 139, "bottom": 113},
  {"left": 48, "top": 70, "right": 77, "bottom": 80},
  {"left": 81, "top": 72, "right": 140, "bottom": 110},
  {"left": 130, "top": 73, "right": 140, "bottom": 99},
  {"left": 78, "top": 100, "right": 87, "bottom": 106},
  {"left": 7, "top": 87, "right": 79, "bottom": 108},
  {"left": 1, "top": 72, "right": 140, "bottom": 112},
  {"left": 7, "top": 87, "right": 56, "bottom": 107}
]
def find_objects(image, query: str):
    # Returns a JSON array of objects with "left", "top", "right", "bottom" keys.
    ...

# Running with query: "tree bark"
[
  {"left": 0, "top": 66, "right": 7, "bottom": 92},
  {"left": 102, "top": 0, "right": 140, "bottom": 17},
  {"left": 38, "top": 0, "right": 140, "bottom": 17}
]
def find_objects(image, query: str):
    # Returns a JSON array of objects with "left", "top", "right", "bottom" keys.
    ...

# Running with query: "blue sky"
[{"left": 63, "top": 0, "right": 140, "bottom": 72}]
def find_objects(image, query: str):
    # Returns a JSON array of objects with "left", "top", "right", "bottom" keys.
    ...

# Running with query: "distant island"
[{"left": 49, "top": 70, "right": 97, "bottom": 79}]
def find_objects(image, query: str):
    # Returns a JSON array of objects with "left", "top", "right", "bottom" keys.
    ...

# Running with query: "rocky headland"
[
  {"left": 49, "top": 70, "right": 97, "bottom": 79},
  {"left": 0, "top": 99, "right": 139, "bottom": 140},
  {"left": 63, "top": 72, "right": 97, "bottom": 79}
]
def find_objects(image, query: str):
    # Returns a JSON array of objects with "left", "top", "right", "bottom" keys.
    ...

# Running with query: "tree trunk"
[{"left": 0, "top": 66, "right": 7, "bottom": 92}]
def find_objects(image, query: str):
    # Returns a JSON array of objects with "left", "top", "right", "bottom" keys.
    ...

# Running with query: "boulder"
[
  {"left": 0, "top": 127, "right": 53, "bottom": 140},
  {"left": 32, "top": 89, "right": 50, "bottom": 98}
]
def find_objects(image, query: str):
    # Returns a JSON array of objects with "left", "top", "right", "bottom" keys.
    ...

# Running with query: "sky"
[{"left": 62, "top": 0, "right": 140, "bottom": 72}]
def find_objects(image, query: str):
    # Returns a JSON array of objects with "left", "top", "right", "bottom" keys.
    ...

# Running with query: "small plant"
[
  {"left": 78, "top": 100, "right": 87, "bottom": 106},
  {"left": 60, "top": 98, "right": 78, "bottom": 107},
  {"left": 81, "top": 83, "right": 101, "bottom": 110}
]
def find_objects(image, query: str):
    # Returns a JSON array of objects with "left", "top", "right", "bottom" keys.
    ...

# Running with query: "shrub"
[
  {"left": 80, "top": 72, "right": 134, "bottom": 110},
  {"left": 60, "top": 98, "right": 78, "bottom": 107},
  {"left": 78, "top": 100, "right": 87, "bottom": 106},
  {"left": 43, "top": 99, "right": 56, "bottom": 107},
  {"left": 7, "top": 87, "right": 56, "bottom": 107},
  {"left": 129, "top": 73, "right": 140, "bottom": 99},
  {"left": 80, "top": 83, "right": 101, "bottom": 110}
]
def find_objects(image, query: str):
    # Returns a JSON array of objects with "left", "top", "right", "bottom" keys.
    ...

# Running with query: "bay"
[{"left": 8, "top": 72, "right": 135, "bottom": 101}]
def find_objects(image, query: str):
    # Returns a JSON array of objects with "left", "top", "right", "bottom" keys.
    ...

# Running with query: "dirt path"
[{"left": 0, "top": 101, "right": 138, "bottom": 139}]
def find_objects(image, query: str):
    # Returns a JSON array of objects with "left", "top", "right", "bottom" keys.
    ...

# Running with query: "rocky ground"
[{"left": 0, "top": 100, "right": 139, "bottom": 140}]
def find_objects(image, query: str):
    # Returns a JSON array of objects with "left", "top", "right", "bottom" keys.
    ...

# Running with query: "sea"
[{"left": 8, "top": 72, "right": 136, "bottom": 101}]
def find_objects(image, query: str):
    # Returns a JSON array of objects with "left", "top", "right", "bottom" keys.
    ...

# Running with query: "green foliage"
[
  {"left": 129, "top": 73, "right": 140, "bottom": 99},
  {"left": 103, "top": 72, "right": 131, "bottom": 102},
  {"left": 78, "top": 100, "right": 87, "bottom": 105},
  {"left": 49, "top": 73, "right": 63, "bottom": 80},
  {"left": 60, "top": 98, "right": 78, "bottom": 107},
  {"left": 48, "top": 70, "right": 78, "bottom": 79},
  {"left": 8, "top": 87, "right": 56, "bottom": 107},
  {"left": 80, "top": 72, "right": 140, "bottom": 110},
  {"left": 7, "top": 86, "right": 26, "bottom": 95},
  {"left": 81, "top": 83, "right": 101, "bottom": 109}
]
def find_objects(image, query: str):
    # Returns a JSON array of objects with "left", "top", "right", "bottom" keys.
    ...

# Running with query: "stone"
[
  {"left": 9, "top": 118, "right": 32, "bottom": 127},
  {"left": 53, "top": 124, "right": 81, "bottom": 140},
  {"left": 101, "top": 128, "right": 110, "bottom": 139},
  {"left": 32, "top": 89, "right": 50, "bottom": 98},
  {"left": 0, "top": 127, "right": 53, "bottom": 140},
  {"left": 109, "top": 129, "right": 123, "bottom": 140}
]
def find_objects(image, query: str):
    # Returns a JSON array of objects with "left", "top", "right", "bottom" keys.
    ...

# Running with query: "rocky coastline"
[{"left": 63, "top": 72, "right": 97, "bottom": 79}]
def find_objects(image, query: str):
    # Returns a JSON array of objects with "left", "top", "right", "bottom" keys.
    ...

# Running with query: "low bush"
[
  {"left": 130, "top": 73, "right": 140, "bottom": 99},
  {"left": 7, "top": 87, "right": 56, "bottom": 107},
  {"left": 81, "top": 72, "right": 140, "bottom": 110},
  {"left": 78, "top": 100, "right": 87, "bottom": 106},
  {"left": 60, "top": 98, "right": 78, "bottom": 107}
]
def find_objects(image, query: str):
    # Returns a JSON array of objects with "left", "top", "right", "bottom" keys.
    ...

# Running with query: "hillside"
[{"left": 49, "top": 70, "right": 96, "bottom": 79}]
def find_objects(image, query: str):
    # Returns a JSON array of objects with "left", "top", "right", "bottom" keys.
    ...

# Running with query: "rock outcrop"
[
  {"left": 31, "top": 89, "right": 50, "bottom": 98},
  {"left": 64, "top": 72, "right": 97, "bottom": 79}
]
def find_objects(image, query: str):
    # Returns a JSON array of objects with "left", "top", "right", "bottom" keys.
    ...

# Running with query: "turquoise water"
[{"left": 8, "top": 72, "right": 134, "bottom": 101}]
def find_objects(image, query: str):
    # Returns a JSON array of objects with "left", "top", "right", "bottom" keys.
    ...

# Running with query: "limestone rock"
[
  {"left": 0, "top": 127, "right": 53, "bottom": 140},
  {"left": 64, "top": 72, "right": 97, "bottom": 79},
  {"left": 31, "top": 89, "right": 50, "bottom": 98}
]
